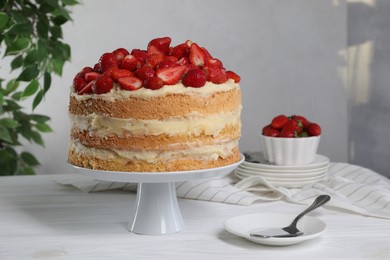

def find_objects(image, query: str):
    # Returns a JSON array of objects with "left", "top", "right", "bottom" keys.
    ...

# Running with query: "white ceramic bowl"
[{"left": 260, "top": 135, "right": 320, "bottom": 166}]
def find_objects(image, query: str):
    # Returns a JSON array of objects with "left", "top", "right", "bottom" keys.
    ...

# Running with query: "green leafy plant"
[{"left": 0, "top": 0, "right": 79, "bottom": 175}]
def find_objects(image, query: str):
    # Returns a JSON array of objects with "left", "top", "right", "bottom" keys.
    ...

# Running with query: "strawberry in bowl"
[{"left": 260, "top": 115, "right": 321, "bottom": 165}]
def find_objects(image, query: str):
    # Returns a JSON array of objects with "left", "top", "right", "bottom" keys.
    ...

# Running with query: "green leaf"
[
  {"left": 37, "top": 39, "right": 49, "bottom": 60},
  {"left": 30, "top": 130, "right": 44, "bottom": 146},
  {"left": 0, "top": 126, "right": 12, "bottom": 143},
  {"left": 37, "top": 16, "right": 49, "bottom": 39},
  {"left": 52, "top": 59, "right": 65, "bottom": 76},
  {"left": 32, "top": 89, "right": 44, "bottom": 110},
  {"left": 11, "top": 55, "right": 24, "bottom": 71},
  {"left": 5, "top": 79, "right": 20, "bottom": 94},
  {"left": 21, "top": 152, "right": 40, "bottom": 166},
  {"left": 7, "top": 23, "right": 33, "bottom": 37},
  {"left": 0, "top": 12, "right": 9, "bottom": 31},
  {"left": 5, "top": 37, "right": 30, "bottom": 54},
  {"left": 21, "top": 166, "right": 36, "bottom": 175},
  {"left": 62, "top": 0, "right": 79, "bottom": 6},
  {"left": 43, "top": 71, "right": 51, "bottom": 93},
  {"left": 22, "top": 80, "right": 39, "bottom": 99},
  {"left": 49, "top": 25, "right": 63, "bottom": 39},
  {"left": 30, "top": 114, "right": 51, "bottom": 123},
  {"left": 35, "top": 123, "right": 53, "bottom": 133},
  {"left": 4, "top": 99, "right": 22, "bottom": 111},
  {"left": 44, "top": 0, "right": 60, "bottom": 8},
  {"left": 11, "top": 91, "right": 23, "bottom": 101},
  {"left": 25, "top": 50, "right": 43, "bottom": 65},
  {"left": 17, "top": 64, "right": 39, "bottom": 82},
  {"left": 0, "top": 118, "right": 19, "bottom": 128}
]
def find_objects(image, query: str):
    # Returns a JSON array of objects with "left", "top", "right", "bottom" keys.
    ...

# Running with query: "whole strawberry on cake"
[{"left": 68, "top": 37, "right": 242, "bottom": 172}]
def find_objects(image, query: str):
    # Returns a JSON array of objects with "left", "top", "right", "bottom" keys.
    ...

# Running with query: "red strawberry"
[
  {"left": 92, "top": 75, "right": 113, "bottom": 94},
  {"left": 113, "top": 48, "right": 129, "bottom": 61},
  {"left": 182, "top": 68, "right": 207, "bottom": 88},
  {"left": 81, "top": 67, "right": 93, "bottom": 74},
  {"left": 184, "top": 64, "right": 198, "bottom": 74},
  {"left": 189, "top": 43, "right": 206, "bottom": 67},
  {"left": 271, "top": 115, "right": 289, "bottom": 129},
  {"left": 99, "top": 52, "right": 118, "bottom": 72},
  {"left": 201, "top": 47, "right": 213, "bottom": 60},
  {"left": 131, "top": 49, "right": 147, "bottom": 63},
  {"left": 169, "top": 43, "right": 190, "bottom": 59},
  {"left": 262, "top": 125, "right": 279, "bottom": 137},
  {"left": 226, "top": 70, "right": 241, "bottom": 83},
  {"left": 147, "top": 45, "right": 164, "bottom": 56},
  {"left": 103, "top": 66, "right": 116, "bottom": 77},
  {"left": 279, "top": 129, "right": 296, "bottom": 138},
  {"left": 292, "top": 115, "right": 310, "bottom": 128},
  {"left": 146, "top": 53, "right": 164, "bottom": 69},
  {"left": 78, "top": 80, "right": 94, "bottom": 95},
  {"left": 144, "top": 76, "right": 164, "bottom": 90},
  {"left": 110, "top": 68, "right": 134, "bottom": 82},
  {"left": 121, "top": 55, "right": 141, "bottom": 71},
  {"left": 185, "top": 40, "right": 193, "bottom": 47},
  {"left": 307, "top": 123, "right": 321, "bottom": 136},
  {"left": 73, "top": 77, "right": 87, "bottom": 93},
  {"left": 93, "top": 63, "right": 102, "bottom": 73},
  {"left": 85, "top": 72, "right": 101, "bottom": 82},
  {"left": 156, "top": 65, "right": 186, "bottom": 85},
  {"left": 135, "top": 66, "right": 156, "bottom": 81},
  {"left": 206, "top": 58, "right": 223, "bottom": 68},
  {"left": 281, "top": 119, "right": 303, "bottom": 135},
  {"left": 118, "top": 76, "right": 142, "bottom": 91},
  {"left": 156, "top": 59, "right": 176, "bottom": 69},
  {"left": 204, "top": 66, "right": 227, "bottom": 84},
  {"left": 148, "top": 37, "right": 171, "bottom": 55},
  {"left": 176, "top": 57, "right": 189, "bottom": 66}
]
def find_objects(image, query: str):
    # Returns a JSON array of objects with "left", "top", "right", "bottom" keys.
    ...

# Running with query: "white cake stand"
[{"left": 73, "top": 154, "right": 244, "bottom": 235}]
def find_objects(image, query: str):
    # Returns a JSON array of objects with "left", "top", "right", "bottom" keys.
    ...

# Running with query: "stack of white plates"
[{"left": 236, "top": 152, "right": 330, "bottom": 188}]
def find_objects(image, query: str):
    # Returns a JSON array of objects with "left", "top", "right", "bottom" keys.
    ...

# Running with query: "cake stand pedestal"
[{"left": 74, "top": 155, "right": 244, "bottom": 235}]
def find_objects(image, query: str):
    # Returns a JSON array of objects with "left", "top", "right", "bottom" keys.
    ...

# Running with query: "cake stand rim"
[{"left": 70, "top": 153, "right": 244, "bottom": 183}]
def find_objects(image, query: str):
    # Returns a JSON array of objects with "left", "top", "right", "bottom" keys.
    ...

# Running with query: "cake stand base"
[
  {"left": 73, "top": 154, "right": 243, "bottom": 235},
  {"left": 129, "top": 182, "right": 184, "bottom": 235}
]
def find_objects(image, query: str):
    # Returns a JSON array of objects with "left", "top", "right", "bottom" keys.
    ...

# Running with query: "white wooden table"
[{"left": 1, "top": 174, "right": 390, "bottom": 259}]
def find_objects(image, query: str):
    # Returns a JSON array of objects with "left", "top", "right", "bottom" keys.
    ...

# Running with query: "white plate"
[
  {"left": 234, "top": 169, "right": 327, "bottom": 182},
  {"left": 239, "top": 163, "right": 329, "bottom": 174},
  {"left": 224, "top": 213, "right": 327, "bottom": 246},
  {"left": 243, "top": 153, "right": 329, "bottom": 171},
  {"left": 236, "top": 166, "right": 329, "bottom": 177}
]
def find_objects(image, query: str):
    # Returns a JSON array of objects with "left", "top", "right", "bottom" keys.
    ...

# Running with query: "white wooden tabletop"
[{"left": 1, "top": 174, "right": 390, "bottom": 259}]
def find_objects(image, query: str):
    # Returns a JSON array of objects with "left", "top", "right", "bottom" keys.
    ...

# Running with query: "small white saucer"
[{"left": 224, "top": 213, "right": 327, "bottom": 246}]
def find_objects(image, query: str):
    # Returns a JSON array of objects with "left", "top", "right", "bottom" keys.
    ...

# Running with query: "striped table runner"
[{"left": 57, "top": 162, "right": 390, "bottom": 219}]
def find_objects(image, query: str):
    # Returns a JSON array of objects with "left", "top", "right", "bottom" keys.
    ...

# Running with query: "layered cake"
[{"left": 68, "top": 37, "right": 242, "bottom": 172}]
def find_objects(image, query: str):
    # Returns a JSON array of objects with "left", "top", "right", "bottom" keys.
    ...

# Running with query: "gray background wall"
[{"left": 3, "top": 0, "right": 388, "bottom": 177}]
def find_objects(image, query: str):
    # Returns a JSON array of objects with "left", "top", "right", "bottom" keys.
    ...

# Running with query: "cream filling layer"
[
  {"left": 70, "top": 109, "right": 241, "bottom": 137},
  {"left": 69, "top": 140, "right": 238, "bottom": 162},
  {"left": 71, "top": 79, "right": 239, "bottom": 101}
]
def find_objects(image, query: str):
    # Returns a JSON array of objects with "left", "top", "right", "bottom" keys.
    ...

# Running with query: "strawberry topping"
[
  {"left": 99, "top": 53, "right": 118, "bottom": 72},
  {"left": 156, "top": 65, "right": 186, "bottom": 85},
  {"left": 85, "top": 72, "right": 101, "bottom": 82},
  {"left": 92, "top": 75, "right": 113, "bottom": 94},
  {"left": 73, "top": 37, "right": 241, "bottom": 94},
  {"left": 110, "top": 68, "right": 134, "bottom": 82},
  {"left": 182, "top": 68, "right": 206, "bottom": 88},
  {"left": 144, "top": 76, "right": 164, "bottom": 90},
  {"left": 189, "top": 43, "right": 206, "bottom": 67},
  {"left": 147, "top": 37, "right": 171, "bottom": 55},
  {"left": 118, "top": 76, "right": 143, "bottom": 91}
]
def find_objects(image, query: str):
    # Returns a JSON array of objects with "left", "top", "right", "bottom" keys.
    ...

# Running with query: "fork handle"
[{"left": 290, "top": 195, "right": 331, "bottom": 227}]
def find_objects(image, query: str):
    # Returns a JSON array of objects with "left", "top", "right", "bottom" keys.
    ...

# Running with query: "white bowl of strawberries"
[{"left": 260, "top": 115, "right": 322, "bottom": 166}]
